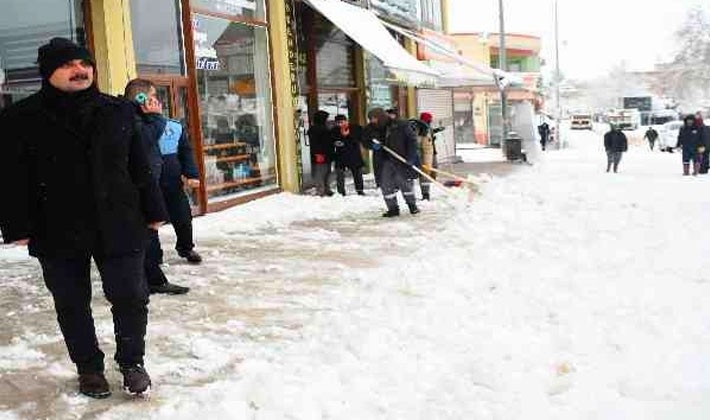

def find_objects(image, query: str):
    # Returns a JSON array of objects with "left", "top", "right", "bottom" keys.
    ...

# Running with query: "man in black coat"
[
  {"left": 332, "top": 115, "right": 365, "bottom": 196},
  {"left": 603, "top": 123, "right": 628, "bottom": 173},
  {"left": 538, "top": 121, "right": 551, "bottom": 151},
  {"left": 677, "top": 114, "right": 704, "bottom": 176},
  {"left": 308, "top": 110, "right": 334, "bottom": 196},
  {"left": 643, "top": 126, "right": 659, "bottom": 151},
  {"left": 365, "top": 108, "right": 420, "bottom": 217},
  {"left": 0, "top": 38, "right": 167, "bottom": 398},
  {"left": 125, "top": 78, "right": 193, "bottom": 295}
]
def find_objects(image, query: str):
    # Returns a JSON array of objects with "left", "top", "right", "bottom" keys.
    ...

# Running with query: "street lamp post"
[
  {"left": 498, "top": 0, "right": 509, "bottom": 144},
  {"left": 554, "top": 0, "right": 562, "bottom": 149}
]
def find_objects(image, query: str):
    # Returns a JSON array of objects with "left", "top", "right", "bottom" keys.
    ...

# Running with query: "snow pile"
[{"left": 2, "top": 129, "right": 710, "bottom": 419}]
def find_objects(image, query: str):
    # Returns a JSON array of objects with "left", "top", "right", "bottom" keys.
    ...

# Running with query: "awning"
[
  {"left": 303, "top": 0, "right": 440, "bottom": 86},
  {"left": 378, "top": 20, "right": 522, "bottom": 90}
]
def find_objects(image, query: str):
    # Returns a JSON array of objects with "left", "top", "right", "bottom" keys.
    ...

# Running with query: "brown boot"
[
  {"left": 683, "top": 163, "right": 690, "bottom": 176},
  {"left": 78, "top": 372, "right": 111, "bottom": 399}
]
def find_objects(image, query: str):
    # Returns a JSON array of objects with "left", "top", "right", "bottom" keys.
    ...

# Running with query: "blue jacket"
[{"left": 136, "top": 111, "right": 199, "bottom": 188}]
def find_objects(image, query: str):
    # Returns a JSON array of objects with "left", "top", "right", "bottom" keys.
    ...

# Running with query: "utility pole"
[
  {"left": 498, "top": 0, "right": 508, "bottom": 144},
  {"left": 554, "top": 0, "right": 562, "bottom": 149}
]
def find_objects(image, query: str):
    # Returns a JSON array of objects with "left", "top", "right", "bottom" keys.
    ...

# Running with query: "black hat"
[{"left": 37, "top": 37, "right": 94, "bottom": 80}]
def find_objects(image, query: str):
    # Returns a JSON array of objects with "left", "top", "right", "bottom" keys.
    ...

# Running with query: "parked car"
[{"left": 659, "top": 120, "right": 683, "bottom": 151}]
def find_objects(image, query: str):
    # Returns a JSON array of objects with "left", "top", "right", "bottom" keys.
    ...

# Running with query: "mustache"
[{"left": 69, "top": 73, "right": 90, "bottom": 82}]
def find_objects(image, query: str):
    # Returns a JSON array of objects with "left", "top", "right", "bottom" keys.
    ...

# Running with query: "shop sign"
[{"left": 196, "top": 56, "right": 221, "bottom": 70}]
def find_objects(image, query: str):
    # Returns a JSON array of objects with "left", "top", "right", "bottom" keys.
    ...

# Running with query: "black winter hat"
[{"left": 37, "top": 37, "right": 94, "bottom": 80}]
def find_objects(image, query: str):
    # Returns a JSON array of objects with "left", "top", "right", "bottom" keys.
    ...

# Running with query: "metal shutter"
[{"left": 417, "top": 89, "right": 455, "bottom": 163}]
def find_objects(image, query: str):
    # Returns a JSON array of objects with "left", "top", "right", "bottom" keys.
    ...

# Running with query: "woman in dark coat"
[{"left": 307, "top": 110, "right": 334, "bottom": 196}]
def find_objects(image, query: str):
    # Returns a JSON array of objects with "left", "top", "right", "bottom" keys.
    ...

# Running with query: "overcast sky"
[{"left": 449, "top": 0, "right": 706, "bottom": 80}]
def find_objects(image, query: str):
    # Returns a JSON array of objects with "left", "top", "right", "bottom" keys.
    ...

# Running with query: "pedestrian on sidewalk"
[
  {"left": 538, "top": 121, "right": 551, "bottom": 151},
  {"left": 410, "top": 114, "right": 435, "bottom": 200},
  {"left": 604, "top": 123, "right": 628, "bottom": 173},
  {"left": 332, "top": 115, "right": 365, "bottom": 196},
  {"left": 644, "top": 126, "right": 658, "bottom": 151},
  {"left": 308, "top": 110, "right": 335, "bottom": 196},
  {"left": 677, "top": 114, "right": 704, "bottom": 176},
  {"left": 694, "top": 112, "right": 710, "bottom": 174},
  {"left": 365, "top": 108, "right": 420, "bottom": 217},
  {"left": 0, "top": 38, "right": 167, "bottom": 398},
  {"left": 124, "top": 79, "right": 195, "bottom": 295}
]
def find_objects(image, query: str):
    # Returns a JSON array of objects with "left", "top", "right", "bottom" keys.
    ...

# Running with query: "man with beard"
[
  {"left": 364, "top": 108, "right": 420, "bottom": 217},
  {"left": 0, "top": 38, "right": 167, "bottom": 398}
]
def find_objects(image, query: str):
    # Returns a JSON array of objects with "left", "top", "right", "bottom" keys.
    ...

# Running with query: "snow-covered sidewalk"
[{"left": 2, "top": 130, "right": 710, "bottom": 419}]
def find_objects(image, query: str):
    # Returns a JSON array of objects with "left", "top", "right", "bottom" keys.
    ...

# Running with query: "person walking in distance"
[
  {"left": 643, "top": 126, "right": 658, "bottom": 151},
  {"left": 331, "top": 115, "right": 365, "bottom": 196},
  {"left": 694, "top": 112, "right": 710, "bottom": 174},
  {"left": 604, "top": 123, "right": 628, "bottom": 173},
  {"left": 0, "top": 38, "right": 167, "bottom": 398},
  {"left": 538, "top": 121, "right": 551, "bottom": 151},
  {"left": 677, "top": 114, "right": 704, "bottom": 176},
  {"left": 308, "top": 110, "right": 335, "bottom": 196},
  {"left": 366, "top": 108, "right": 420, "bottom": 217},
  {"left": 125, "top": 79, "right": 194, "bottom": 295}
]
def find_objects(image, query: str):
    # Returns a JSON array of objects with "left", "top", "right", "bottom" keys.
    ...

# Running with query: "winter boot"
[
  {"left": 178, "top": 250, "right": 203, "bottom": 264},
  {"left": 422, "top": 192, "right": 430, "bottom": 201},
  {"left": 149, "top": 281, "right": 190, "bottom": 295},
  {"left": 78, "top": 372, "right": 111, "bottom": 399},
  {"left": 683, "top": 163, "right": 690, "bottom": 176},
  {"left": 120, "top": 365, "right": 151, "bottom": 396},
  {"left": 693, "top": 162, "right": 700, "bottom": 176},
  {"left": 382, "top": 207, "right": 400, "bottom": 218},
  {"left": 408, "top": 203, "right": 420, "bottom": 215}
]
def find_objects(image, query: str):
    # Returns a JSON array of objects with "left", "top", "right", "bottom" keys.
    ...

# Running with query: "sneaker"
[
  {"left": 408, "top": 204, "right": 421, "bottom": 215},
  {"left": 382, "top": 208, "right": 400, "bottom": 218},
  {"left": 178, "top": 250, "right": 202, "bottom": 264},
  {"left": 149, "top": 281, "right": 190, "bottom": 295},
  {"left": 120, "top": 365, "right": 151, "bottom": 396},
  {"left": 78, "top": 372, "right": 111, "bottom": 399}
]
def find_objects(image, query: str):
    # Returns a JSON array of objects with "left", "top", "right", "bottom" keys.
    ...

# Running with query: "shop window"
[
  {"left": 314, "top": 18, "right": 355, "bottom": 88},
  {"left": 130, "top": 0, "right": 185, "bottom": 75},
  {"left": 0, "top": 0, "right": 84, "bottom": 110},
  {"left": 191, "top": 0, "right": 266, "bottom": 21},
  {"left": 192, "top": 13, "right": 276, "bottom": 200}
]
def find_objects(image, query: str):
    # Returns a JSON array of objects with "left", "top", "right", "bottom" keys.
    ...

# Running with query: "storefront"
[
  {"left": 1, "top": 0, "right": 294, "bottom": 214},
  {"left": 0, "top": 0, "right": 86, "bottom": 109}
]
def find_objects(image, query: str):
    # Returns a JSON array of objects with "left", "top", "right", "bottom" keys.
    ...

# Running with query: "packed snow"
[{"left": 1, "top": 128, "right": 710, "bottom": 419}]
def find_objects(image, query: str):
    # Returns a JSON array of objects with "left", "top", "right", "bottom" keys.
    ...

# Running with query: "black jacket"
[
  {"left": 308, "top": 111, "right": 333, "bottom": 164},
  {"left": 332, "top": 125, "right": 364, "bottom": 169},
  {"left": 644, "top": 128, "right": 658, "bottom": 141},
  {"left": 0, "top": 88, "right": 167, "bottom": 258},
  {"left": 677, "top": 125, "right": 703, "bottom": 151},
  {"left": 604, "top": 130, "right": 628, "bottom": 152},
  {"left": 383, "top": 119, "right": 418, "bottom": 166}
]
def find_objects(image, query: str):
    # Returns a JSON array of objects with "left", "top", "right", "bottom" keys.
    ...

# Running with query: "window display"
[
  {"left": 193, "top": 13, "right": 276, "bottom": 200},
  {"left": 130, "top": 0, "right": 185, "bottom": 75}
]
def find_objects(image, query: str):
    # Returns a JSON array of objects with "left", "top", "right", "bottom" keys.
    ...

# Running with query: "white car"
[{"left": 659, "top": 121, "right": 683, "bottom": 151}]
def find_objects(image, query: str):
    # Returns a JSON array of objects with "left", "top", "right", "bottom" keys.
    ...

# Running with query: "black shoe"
[
  {"left": 325, "top": 190, "right": 335, "bottom": 197},
  {"left": 149, "top": 281, "right": 190, "bottom": 295},
  {"left": 382, "top": 208, "right": 400, "bottom": 218},
  {"left": 408, "top": 204, "right": 421, "bottom": 215},
  {"left": 78, "top": 372, "right": 111, "bottom": 399},
  {"left": 178, "top": 250, "right": 202, "bottom": 264},
  {"left": 357, "top": 191, "right": 366, "bottom": 196},
  {"left": 421, "top": 193, "right": 430, "bottom": 201},
  {"left": 120, "top": 365, "right": 151, "bottom": 396}
]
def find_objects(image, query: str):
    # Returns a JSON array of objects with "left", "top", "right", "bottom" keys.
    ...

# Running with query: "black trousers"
[
  {"left": 162, "top": 184, "right": 194, "bottom": 254},
  {"left": 144, "top": 229, "right": 168, "bottom": 287},
  {"left": 335, "top": 165, "right": 364, "bottom": 195},
  {"left": 38, "top": 253, "right": 149, "bottom": 373},
  {"left": 380, "top": 159, "right": 416, "bottom": 210}
]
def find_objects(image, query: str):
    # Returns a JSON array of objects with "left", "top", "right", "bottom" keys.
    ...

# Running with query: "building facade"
[{"left": 1, "top": 0, "right": 477, "bottom": 213}]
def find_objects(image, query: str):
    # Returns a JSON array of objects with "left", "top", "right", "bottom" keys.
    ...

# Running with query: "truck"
[
  {"left": 606, "top": 108, "right": 640, "bottom": 130},
  {"left": 570, "top": 112, "right": 593, "bottom": 130}
]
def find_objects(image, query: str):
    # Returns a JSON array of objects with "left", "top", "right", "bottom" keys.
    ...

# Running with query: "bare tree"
[{"left": 669, "top": 6, "right": 710, "bottom": 111}]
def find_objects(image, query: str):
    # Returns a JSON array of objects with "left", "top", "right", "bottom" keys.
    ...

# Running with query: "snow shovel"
[
  {"left": 422, "top": 165, "right": 481, "bottom": 187},
  {"left": 372, "top": 139, "right": 457, "bottom": 198}
]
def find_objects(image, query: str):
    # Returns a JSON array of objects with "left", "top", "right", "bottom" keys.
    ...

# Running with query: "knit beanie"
[{"left": 37, "top": 37, "right": 94, "bottom": 80}]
